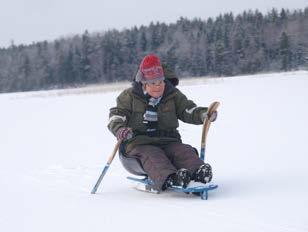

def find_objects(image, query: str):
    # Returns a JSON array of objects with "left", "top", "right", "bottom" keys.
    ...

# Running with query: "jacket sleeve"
[
  {"left": 174, "top": 89, "right": 208, "bottom": 125},
  {"left": 107, "top": 89, "right": 132, "bottom": 137}
]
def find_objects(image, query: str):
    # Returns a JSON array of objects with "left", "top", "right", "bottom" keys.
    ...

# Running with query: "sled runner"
[
  {"left": 127, "top": 176, "right": 218, "bottom": 200},
  {"left": 119, "top": 145, "right": 218, "bottom": 200}
]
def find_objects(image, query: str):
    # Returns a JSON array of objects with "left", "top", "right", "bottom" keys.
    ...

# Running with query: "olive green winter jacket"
[{"left": 107, "top": 81, "right": 208, "bottom": 153}]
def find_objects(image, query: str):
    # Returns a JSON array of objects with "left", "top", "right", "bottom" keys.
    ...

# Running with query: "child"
[{"left": 108, "top": 54, "right": 217, "bottom": 191}]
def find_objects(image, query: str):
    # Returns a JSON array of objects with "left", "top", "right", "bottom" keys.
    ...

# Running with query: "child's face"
[{"left": 145, "top": 80, "right": 165, "bottom": 98}]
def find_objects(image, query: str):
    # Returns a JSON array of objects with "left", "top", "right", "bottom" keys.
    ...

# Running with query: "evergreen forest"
[{"left": 0, "top": 8, "right": 308, "bottom": 93}]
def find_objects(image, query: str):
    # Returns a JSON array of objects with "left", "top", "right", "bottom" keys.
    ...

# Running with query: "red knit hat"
[{"left": 138, "top": 54, "right": 165, "bottom": 83}]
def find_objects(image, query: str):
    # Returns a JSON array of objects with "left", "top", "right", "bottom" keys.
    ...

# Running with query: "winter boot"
[
  {"left": 163, "top": 168, "right": 192, "bottom": 189},
  {"left": 193, "top": 163, "right": 213, "bottom": 184}
]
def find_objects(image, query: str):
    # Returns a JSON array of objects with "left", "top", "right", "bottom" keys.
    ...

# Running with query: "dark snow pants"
[{"left": 127, "top": 143, "right": 204, "bottom": 191}]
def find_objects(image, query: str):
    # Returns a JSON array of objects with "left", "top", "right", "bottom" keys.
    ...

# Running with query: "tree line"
[{"left": 0, "top": 7, "right": 308, "bottom": 93}]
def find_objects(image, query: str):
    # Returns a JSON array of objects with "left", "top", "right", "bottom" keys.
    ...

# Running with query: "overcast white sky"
[{"left": 0, "top": 0, "right": 307, "bottom": 48}]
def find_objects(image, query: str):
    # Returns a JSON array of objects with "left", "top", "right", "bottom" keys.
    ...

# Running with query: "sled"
[
  {"left": 127, "top": 176, "right": 218, "bottom": 200},
  {"left": 91, "top": 101, "right": 220, "bottom": 197},
  {"left": 117, "top": 101, "right": 220, "bottom": 200}
]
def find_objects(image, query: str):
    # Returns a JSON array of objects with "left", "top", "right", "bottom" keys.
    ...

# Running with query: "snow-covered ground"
[{"left": 1, "top": 71, "right": 308, "bottom": 232}]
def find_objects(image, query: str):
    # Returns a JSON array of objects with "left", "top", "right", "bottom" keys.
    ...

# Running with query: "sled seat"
[
  {"left": 118, "top": 143, "right": 147, "bottom": 176},
  {"left": 118, "top": 143, "right": 200, "bottom": 177}
]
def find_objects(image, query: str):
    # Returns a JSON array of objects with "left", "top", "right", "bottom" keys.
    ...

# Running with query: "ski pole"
[
  {"left": 200, "top": 101, "right": 220, "bottom": 161},
  {"left": 91, "top": 140, "right": 122, "bottom": 194}
]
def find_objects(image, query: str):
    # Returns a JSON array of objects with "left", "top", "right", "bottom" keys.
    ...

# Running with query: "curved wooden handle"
[
  {"left": 200, "top": 101, "right": 220, "bottom": 160},
  {"left": 107, "top": 139, "right": 122, "bottom": 164}
]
